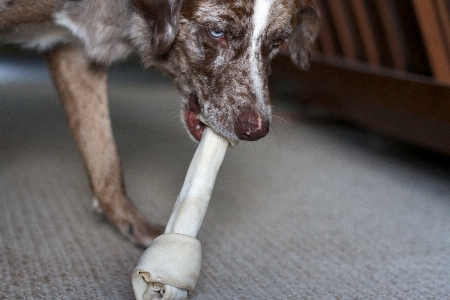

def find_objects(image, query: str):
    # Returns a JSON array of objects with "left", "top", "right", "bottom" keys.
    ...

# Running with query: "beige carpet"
[{"left": 1, "top": 56, "right": 450, "bottom": 299}]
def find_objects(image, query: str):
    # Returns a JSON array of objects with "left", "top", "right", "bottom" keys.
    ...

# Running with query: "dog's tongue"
[{"left": 186, "top": 94, "right": 205, "bottom": 141}]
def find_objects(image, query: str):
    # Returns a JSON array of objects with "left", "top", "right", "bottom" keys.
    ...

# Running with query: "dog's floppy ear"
[
  {"left": 130, "top": 0, "right": 185, "bottom": 56},
  {"left": 287, "top": 0, "right": 320, "bottom": 70}
]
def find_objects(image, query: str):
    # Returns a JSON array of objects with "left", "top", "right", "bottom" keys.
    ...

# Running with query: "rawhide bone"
[{"left": 132, "top": 126, "right": 229, "bottom": 300}]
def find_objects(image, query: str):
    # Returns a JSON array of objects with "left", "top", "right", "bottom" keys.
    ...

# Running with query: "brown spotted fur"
[{"left": 0, "top": 0, "right": 319, "bottom": 247}]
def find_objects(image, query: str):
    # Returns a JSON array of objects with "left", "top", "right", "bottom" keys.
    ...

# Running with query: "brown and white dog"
[{"left": 0, "top": 0, "right": 319, "bottom": 247}]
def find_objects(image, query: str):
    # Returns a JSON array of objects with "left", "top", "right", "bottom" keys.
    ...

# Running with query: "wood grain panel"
[{"left": 411, "top": 0, "right": 450, "bottom": 83}]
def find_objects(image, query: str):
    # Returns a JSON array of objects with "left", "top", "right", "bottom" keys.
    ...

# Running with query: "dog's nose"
[{"left": 234, "top": 110, "right": 269, "bottom": 141}]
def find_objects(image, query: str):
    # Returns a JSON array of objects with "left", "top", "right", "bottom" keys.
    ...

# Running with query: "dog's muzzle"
[{"left": 183, "top": 93, "right": 269, "bottom": 146}]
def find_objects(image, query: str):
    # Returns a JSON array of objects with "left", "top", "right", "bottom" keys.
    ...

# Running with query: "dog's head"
[{"left": 130, "top": 0, "right": 320, "bottom": 144}]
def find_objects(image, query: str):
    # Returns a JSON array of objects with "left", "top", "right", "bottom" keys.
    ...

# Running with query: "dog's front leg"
[{"left": 46, "top": 45, "right": 162, "bottom": 247}]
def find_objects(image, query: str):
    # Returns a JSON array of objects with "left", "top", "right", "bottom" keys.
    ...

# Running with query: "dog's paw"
[
  {"left": 95, "top": 195, "right": 165, "bottom": 248},
  {"left": 121, "top": 215, "right": 165, "bottom": 248},
  {"left": 117, "top": 203, "right": 165, "bottom": 248}
]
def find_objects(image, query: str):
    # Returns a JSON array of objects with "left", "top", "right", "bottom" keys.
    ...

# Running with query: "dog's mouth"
[{"left": 183, "top": 94, "right": 206, "bottom": 141}]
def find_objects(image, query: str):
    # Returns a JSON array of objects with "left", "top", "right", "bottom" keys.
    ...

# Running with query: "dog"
[{"left": 0, "top": 0, "right": 320, "bottom": 247}]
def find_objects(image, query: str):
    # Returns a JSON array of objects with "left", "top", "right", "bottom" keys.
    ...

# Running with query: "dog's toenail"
[{"left": 128, "top": 224, "right": 134, "bottom": 236}]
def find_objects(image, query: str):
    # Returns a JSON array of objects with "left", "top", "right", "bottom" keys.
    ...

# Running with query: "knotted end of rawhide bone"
[{"left": 132, "top": 233, "right": 201, "bottom": 300}]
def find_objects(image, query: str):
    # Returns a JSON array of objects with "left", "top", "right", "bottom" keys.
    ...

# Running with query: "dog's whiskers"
[
  {"left": 272, "top": 114, "right": 289, "bottom": 125},
  {"left": 272, "top": 105, "right": 300, "bottom": 115}
]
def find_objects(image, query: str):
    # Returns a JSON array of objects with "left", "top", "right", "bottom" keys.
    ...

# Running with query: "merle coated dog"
[{"left": 0, "top": 0, "right": 319, "bottom": 247}]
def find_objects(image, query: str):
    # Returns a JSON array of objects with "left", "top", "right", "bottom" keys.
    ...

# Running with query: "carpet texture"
[{"left": 1, "top": 57, "right": 450, "bottom": 299}]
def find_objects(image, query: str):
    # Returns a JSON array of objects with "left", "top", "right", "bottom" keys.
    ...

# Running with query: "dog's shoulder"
[{"left": 53, "top": 0, "right": 136, "bottom": 64}]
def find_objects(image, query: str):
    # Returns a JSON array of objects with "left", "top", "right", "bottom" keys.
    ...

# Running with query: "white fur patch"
[
  {"left": 53, "top": 8, "right": 133, "bottom": 64},
  {"left": 251, "top": 0, "right": 274, "bottom": 105},
  {"left": 213, "top": 54, "right": 225, "bottom": 68},
  {"left": 54, "top": 11, "right": 89, "bottom": 45}
]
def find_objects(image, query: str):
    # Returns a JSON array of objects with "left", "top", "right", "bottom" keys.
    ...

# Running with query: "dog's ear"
[
  {"left": 130, "top": 0, "right": 185, "bottom": 55},
  {"left": 287, "top": 0, "right": 320, "bottom": 70}
]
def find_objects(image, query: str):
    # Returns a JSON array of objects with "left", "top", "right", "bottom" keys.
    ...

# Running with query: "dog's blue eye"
[{"left": 208, "top": 27, "right": 225, "bottom": 39}]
